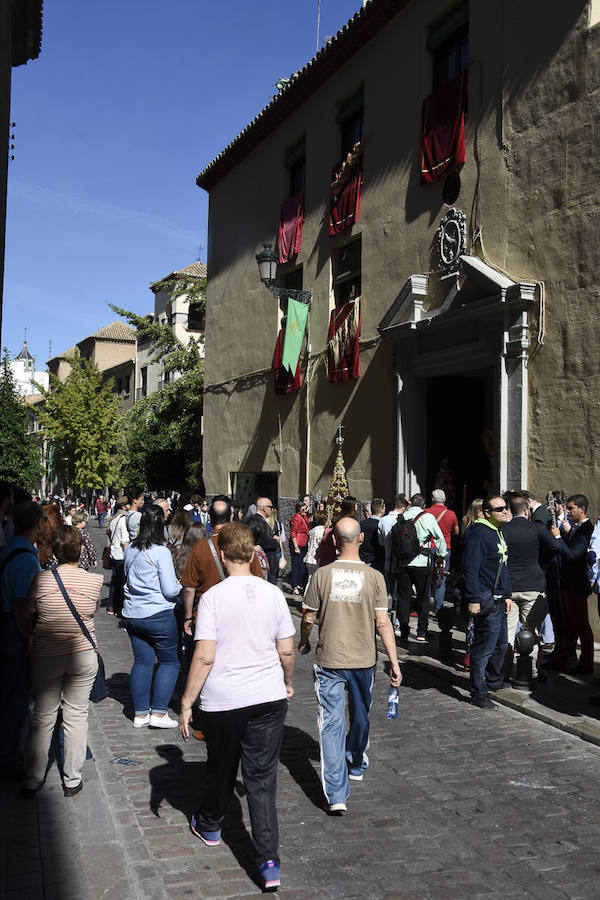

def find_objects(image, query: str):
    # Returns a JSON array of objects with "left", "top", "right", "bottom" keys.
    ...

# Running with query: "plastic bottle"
[{"left": 386, "top": 686, "right": 399, "bottom": 719}]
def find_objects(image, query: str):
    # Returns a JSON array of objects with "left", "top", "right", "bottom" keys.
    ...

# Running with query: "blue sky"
[{"left": 4, "top": 0, "right": 362, "bottom": 366}]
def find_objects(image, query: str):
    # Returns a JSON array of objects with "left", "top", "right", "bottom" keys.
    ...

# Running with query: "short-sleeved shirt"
[
  {"left": 109, "top": 513, "right": 129, "bottom": 561},
  {"left": 194, "top": 575, "right": 295, "bottom": 712},
  {"left": 30, "top": 566, "right": 103, "bottom": 656},
  {"left": 303, "top": 560, "right": 388, "bottom": 669},
  {"left": 0, "top": 537, "right": 41, "bottom": 613},
  {"left": 180, "top": 531, "right": 264, "bottom": 624}
]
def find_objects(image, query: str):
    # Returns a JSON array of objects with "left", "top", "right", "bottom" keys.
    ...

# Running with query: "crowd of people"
[{"left": 1, "top": 477, "right": 599, "bottom": 890}]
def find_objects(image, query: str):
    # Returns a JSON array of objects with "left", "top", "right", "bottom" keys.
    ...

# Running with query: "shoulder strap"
[
  {"left": 0, "top": 547, "right": 36, "bottom": 577},
  {"left": 207, "top": 537, "right": 226, "bottom": 582},
  {"left": 51, "top": 568, "right": 98, "bottom": 653},
  {"left": 436, "top": 509, "right": 448, "bottom": 524}
]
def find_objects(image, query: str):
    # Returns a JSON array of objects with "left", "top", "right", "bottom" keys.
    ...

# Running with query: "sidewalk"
[{"left": 280, "top": 580, "right": 600, "bottom": 747}]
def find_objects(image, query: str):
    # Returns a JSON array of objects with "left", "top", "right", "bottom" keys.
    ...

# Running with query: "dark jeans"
[
  {"left": 395, "top": 566, "right": 431, "bottom": 636},
  {"left": 290, "top": 543, "right": 307, "bottom": 590},
  {"left": 97, "top": 512, "right": 106, "bottom": 528},
  {"left": 0, "top": 619, "right": 30, "bottom": 769},
  {"left": 470, "top": 603, "right": 508, "bottom": 701},
  {"left": 109, "top": 559, "right": 125, "bottom": 616},
  {"left": 195, "top": 699, "right": 287, "bottom": 866},
  {"left": 122, "top": 608, "right": 180, "bottom": 715}
]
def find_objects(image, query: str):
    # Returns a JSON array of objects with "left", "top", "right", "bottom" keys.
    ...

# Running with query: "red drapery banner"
[
  {"left": 273, "top": 324, "right": 302, "bottom": 394},
  {"left": 326, "top": 299, "right": 361, "bottom": 383},
  {"left": 329, "top": 158, "right": 362, "bottom": 236},
  {"left": 420, "top": 72, "right": 468, "bottom": 184},
  {"left": 278, "top": 191, "right": 303, "bottom": 263}
]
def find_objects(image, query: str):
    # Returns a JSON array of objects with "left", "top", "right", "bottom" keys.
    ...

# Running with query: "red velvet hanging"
[
  {"left": 278, "top": 191, "right": 304, "bottom": 264},
  {"left": 420, "top": 72, "right": 468, "bottom": 184},
  {"left": 329, "top": 159, "right": 362, "bottom": 236},
  {"left": 326, "top": 299, "right": 361, "bottom": 383},
  {"left": 273, "top": 325, "right": 302, "bottom": 394}
]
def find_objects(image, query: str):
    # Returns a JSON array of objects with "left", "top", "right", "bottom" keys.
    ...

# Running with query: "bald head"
[
  {"left": 209, "top": 495, "right": 232, "bottom": 527},
  {"left": 333, "top": 517, "right": 363, "bottom": 559},
  {"left": 256, "top": 497, "right": 273, "bottom": 518}
]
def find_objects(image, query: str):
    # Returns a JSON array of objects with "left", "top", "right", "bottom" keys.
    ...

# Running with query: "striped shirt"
[{"left": 30, "top": 566, "right": 103, "bottom": 657}]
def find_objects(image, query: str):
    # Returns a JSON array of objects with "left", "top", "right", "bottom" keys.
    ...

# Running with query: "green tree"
[
  {"left": 111, "top": 282, "right": 205, "bottom": 491},
  {"left": 0, "top": 350, "right": 44, "bottom": 491},
  {"left": 37, "top": 350, "right": 121, "bottom": 492}
]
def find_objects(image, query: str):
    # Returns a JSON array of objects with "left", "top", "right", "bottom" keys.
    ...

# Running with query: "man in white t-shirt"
[
  {"left": 126, "top": 490, "right": 145, "bottom": 541},
  {"left": 179, "top": 522, "right": 294, "bottom": 892}
]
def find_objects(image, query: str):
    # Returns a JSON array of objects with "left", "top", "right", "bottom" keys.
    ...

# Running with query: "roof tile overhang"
[
  {"left": 196, "top": 0, "right": 411, "bottom": 192},
  {"left": 11, "top": 0, "right": 43, "bottom": 67}
]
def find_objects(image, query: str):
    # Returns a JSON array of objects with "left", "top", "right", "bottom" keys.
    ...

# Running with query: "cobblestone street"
[{"left": 2, "top": 521, "right": 600, "bottom": 899}]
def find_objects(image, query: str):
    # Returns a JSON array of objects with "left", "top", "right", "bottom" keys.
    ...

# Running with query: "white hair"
[{"left": 432, "top": 489, "right": 446, "bottom": 504}]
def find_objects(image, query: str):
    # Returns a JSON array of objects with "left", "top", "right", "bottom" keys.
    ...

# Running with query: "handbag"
[
  {"left": 102, "top": 546, "right": 111, "bottom": 570},
  {"left": 51, "top": 569, "right": 107, "bottom": 703}
]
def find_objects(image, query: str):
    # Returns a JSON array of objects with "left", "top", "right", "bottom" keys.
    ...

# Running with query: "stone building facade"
[{"left": 198, "top": 0, "right": 600, "bottom": 518}]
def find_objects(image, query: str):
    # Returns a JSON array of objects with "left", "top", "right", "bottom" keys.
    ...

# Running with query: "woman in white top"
[
  {"left": 304, "top": 509, "right": 327, "bottom": 577},
  {"left": 179, "top": 522, "right": 294, "bottom": 891}
]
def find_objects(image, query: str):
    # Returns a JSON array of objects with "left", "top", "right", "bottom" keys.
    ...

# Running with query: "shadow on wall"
[{"left": 309, "top": 342, "right": 395, "bottom": 499}]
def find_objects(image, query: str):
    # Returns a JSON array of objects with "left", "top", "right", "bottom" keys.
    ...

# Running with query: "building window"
[
  {"left": 285, "top": 137, "right": 305, "bottom": 198},
  {"left": 332, "top": 238, "right": 361, "bottom": 307},
  {"left": 188, "top": 303, "right": 205, "bottom": 331},
  {"left": 337, "top": 89, "right": 363, "bottom": 158},
  {"left": 116, "top": 377, "right": 122, "bottom": 394},
  {"left": 140, "top": 366, "right": 147, "bottom": 397},
  {"left": 428, "top": 2, "right": 468, "bottom": 92},
  {"left": 125, "top": 375, "right": 130, "bottom": 395}
]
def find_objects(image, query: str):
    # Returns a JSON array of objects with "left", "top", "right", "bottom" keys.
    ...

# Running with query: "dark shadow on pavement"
[
  {"left": 105, "top": 672, "right": 134, "bottom": 720},
  {"left": 279, "top": 724, "right": 324, "bottom": 810},
  {"left": 148, "top": 745, "right": 267, "bottom": 891}
]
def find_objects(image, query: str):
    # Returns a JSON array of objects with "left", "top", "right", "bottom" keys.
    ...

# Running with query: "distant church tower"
[{"left": 10, "top": 334, "right": 49, "bottom": 396}]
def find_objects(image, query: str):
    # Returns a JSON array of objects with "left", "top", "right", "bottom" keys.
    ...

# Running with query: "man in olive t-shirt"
[{"left": 299, "top": 518, "right": 401, "bottom": 814}]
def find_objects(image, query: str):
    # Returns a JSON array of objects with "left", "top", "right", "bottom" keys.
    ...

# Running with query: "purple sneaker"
[
  {"left": 258, "top": 859, "right": 281, "bottom": 889},
  {"left": 190, "top": 813, "right": 221, "bottom": 845}
]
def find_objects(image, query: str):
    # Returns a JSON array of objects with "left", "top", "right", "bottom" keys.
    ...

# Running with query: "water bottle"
[{"left": 386, "top": 686, "right": 399, "bottom": 719}]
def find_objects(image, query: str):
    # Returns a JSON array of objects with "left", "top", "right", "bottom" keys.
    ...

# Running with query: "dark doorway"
[{"left": 426, "top": 372, "right": 493, "bottom": 520}]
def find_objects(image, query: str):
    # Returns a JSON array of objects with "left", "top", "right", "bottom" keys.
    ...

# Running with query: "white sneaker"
[
  {"left": 348, "top": 773, "right": 363, "bottom": 782},
  {"left": 328, "top": 802, "right": 347, "bottom": 814},
  {"left": 149, "top": 713, "right": 178, "bottom": 729},
  {"left": 133, "top": 714, "right": 150, "bottom": 728}
]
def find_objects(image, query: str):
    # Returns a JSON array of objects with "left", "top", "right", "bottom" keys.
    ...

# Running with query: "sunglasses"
[{"left": 490, "top": 504, "right": 507, "bottom": 512}]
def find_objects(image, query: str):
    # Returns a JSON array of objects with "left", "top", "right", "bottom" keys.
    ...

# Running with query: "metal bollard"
[
  {"left": 437, "top": 604, "right": 454, "bottom": 663},
  {"left": 512, "top": 626, "right": 536, "bottom": 690}
]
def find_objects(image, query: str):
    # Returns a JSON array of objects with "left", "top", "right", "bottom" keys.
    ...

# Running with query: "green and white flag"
[{"left": 282, "top": 298, "right": 309, "bottom": 374}]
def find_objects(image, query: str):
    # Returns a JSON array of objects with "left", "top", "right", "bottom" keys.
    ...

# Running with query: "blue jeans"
[
  {"left": 98, "top": 512, "right": 106, "bottom": 528},
  {"left": 313, "top": 665, "right": 374, "bottom": 805},
  {"left": 433, "top": 550, "right": 451, "bottom": 613},
  {"left": 123, "top": 608, "right": 180, "bottom": 715},
  {"left": 470, "top": 603, "right": 508, "bottom": 701}
]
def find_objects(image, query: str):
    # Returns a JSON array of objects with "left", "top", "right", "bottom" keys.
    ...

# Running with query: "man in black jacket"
[
  {"left": 359, "top": 498, "right": 386, "bottom": 573},
  {"left": 503, "top": 495, "right": 562, "bottom": 679},
  {"left": 256, "top": 498, "right": 280, "bottom": 585},
  {"left": 462, "top": 496, "right": 512, "bottom": 709},
  {"left": 545, "top": 494, "right": 594, "bottom": 674}
]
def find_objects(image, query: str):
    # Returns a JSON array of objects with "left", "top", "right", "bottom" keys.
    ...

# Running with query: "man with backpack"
[
  {"left": 378, "top": 494, "right": 409, "bottom": 622},
  {"left": 425, "top": 490, "right": 459, "bottom": 614},
  {"left": 389, "top": 494, "right": 446, "bottom": 641}
]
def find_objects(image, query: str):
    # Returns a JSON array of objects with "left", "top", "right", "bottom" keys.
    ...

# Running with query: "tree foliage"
[
  {"left": 37, "top": 351, "right": 121, "bottom": 491},
  {"left": 0, "top": 350, "right": 44, "bottom": 491},
  {"left": 110, "top": 292, "right": 204, "bottom": 492}
]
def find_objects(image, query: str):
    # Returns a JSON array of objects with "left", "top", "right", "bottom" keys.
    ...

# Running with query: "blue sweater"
[
  {"left": 123, "top": 544, "right": 181, "bottom": 619},
  {"left": 462, "top": 520, "right": 512, "bottom": 604}
]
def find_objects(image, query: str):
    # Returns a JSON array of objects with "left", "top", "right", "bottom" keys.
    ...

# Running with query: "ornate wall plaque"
[{"left": 435, "top": 208, "right": 467, "bottom": 273}]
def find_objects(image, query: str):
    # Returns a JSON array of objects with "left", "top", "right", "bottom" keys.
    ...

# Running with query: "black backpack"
[{"left": 390, "top": 512, "right": 426, "bottom": 570}]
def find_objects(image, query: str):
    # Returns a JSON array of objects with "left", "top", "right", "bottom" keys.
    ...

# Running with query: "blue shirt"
[
  {"left": 123, "top": 544, "right": 181, "bottom": 619},
  {"left": 0, "top": 536, "right": 41, "bottom": 613}
]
